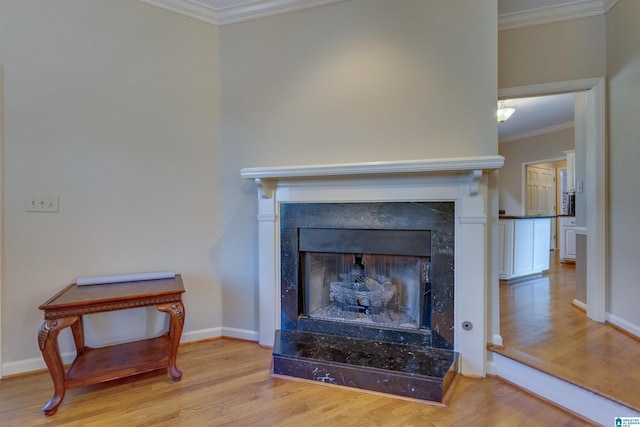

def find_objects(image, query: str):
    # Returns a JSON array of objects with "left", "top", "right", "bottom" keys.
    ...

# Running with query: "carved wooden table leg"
[
  {"left": 38, "top": 316, "right": 78, "bottom": 415},
  {"left": 157, "top": 301, "right": 185, "bottom": 382},
  {"left": 70, "top": 315, "right": 85, "bottom": 357}
]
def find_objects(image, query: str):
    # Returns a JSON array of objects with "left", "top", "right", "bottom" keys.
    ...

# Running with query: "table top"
[{"left": 39, "top": 275, "right": 184, "bottom": 315}]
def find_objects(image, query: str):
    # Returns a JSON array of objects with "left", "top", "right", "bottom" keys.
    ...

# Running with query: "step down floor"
[{"left": 272, "top": 329, "right": 458, "bottom": 402}]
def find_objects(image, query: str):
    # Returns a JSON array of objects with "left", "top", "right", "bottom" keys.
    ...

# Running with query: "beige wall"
[
  {"left": 499, "top": 15, "right": 606, "bottom": 88},
  {"left": 499, "top": 127, "right": 574, "bottom": 215},
  {"left": 219, "top": 0, "right": 499, "bottom": 330},
  {"left": 0, "top": 0, "right": 221, "bottom": 366},
  {"left": 606, "top": 0, "right": 640, "bottom": 327}
]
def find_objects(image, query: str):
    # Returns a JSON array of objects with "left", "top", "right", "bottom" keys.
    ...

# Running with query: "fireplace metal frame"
[{"left": 280, "top": 202, "right": 455, "bottom": 350}]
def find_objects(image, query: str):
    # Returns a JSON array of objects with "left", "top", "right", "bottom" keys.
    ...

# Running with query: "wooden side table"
[{"left": 37, "top": 274, "right": 186, "bottom": 415}]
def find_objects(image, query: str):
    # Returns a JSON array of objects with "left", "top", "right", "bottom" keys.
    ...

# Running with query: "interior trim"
[
  {"left": 137, "top": 0, "right": 348, "bottom": 26},
  {"left": 499, "top": 0, "right": 619, "bottom": 31},
  {"left": 139, "top": 0, "right": 621, "bottom": 28}
]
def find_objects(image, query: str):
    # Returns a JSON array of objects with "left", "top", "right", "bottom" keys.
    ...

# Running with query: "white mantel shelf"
[
  {"left": 241, "top": 155, "right": 504, "bottom": 198},
  {"left": 241, "top": 155, "right": 504, "bottom": 179}
]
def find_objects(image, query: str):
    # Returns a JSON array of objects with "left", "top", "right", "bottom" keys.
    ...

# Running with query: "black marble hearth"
[
  {"left": 273, "top": 329, "right": 458, "bottom": 402},
  {"left": 275, "top": 202, "right": 457, "bottom": 402}
]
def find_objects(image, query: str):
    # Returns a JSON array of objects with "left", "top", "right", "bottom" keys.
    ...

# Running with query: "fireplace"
[
  {"left": 241, "top": 156, "right": 505, "bottom": 399},
  {"left": 280, "top": 202, "right": 455, "bottom": 347},
  {"left": 272, "top": 202, "right": 458, "bottom": 401},
  {"left": 302, "top": 235, "right": 430, "bottom": 330}
]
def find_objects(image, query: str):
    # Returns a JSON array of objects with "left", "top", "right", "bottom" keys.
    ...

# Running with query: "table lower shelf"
[{"left": 65, "top": 335, "right": 172, "bottom": 388}]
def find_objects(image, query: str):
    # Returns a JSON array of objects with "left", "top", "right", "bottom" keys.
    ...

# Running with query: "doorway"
[
  {"left": 0, "top": 65, "right": 4, "bottom": 379},
  {"left": 493, "top": 77, "right": 607, "bottom": 348}
]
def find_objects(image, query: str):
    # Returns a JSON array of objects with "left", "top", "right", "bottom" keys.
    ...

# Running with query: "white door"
[
  {"left": 526, "top": 165, "right": 556, "bottom": 216},
  {"left": 526, "top": 165, "right": 556, "bottom": 251}
]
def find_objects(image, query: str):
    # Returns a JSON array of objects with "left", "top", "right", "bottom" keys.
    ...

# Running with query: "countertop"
[{"left": 499, "top": 215, "right": 557, "bottom": 220}]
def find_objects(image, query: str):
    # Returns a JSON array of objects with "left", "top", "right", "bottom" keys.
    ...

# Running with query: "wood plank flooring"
[
  {"left": 495, "top": 253, "right": 640, "bottom": 412},
  {"left": 0, "top": 338, "right": 590, "bottom": 426}
]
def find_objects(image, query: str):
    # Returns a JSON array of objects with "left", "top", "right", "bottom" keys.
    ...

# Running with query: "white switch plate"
[{"left": 26, "top": 195, "right": 59, "bottom": 212}]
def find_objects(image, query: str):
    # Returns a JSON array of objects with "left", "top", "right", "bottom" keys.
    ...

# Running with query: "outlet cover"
[{"left": 26, "top": 195, "right": 59, "bottom": 212}]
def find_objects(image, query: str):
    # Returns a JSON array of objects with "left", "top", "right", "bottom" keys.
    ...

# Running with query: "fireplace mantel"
[
  {"left": 242, "top": 155, "right": 504, "bottom": 377},
  {"left": 241, "top": 156, "right": 504, "bottom": 198}
]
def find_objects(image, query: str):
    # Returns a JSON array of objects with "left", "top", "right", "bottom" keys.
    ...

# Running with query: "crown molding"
[
  {"left": 141, "top": 0, "right": 620, "bottom": 28},
  {"left": 137, "top": 0, "right": 219, "bottom": 25},
  {"left": 214, "top": 0, "right": 348, "bottom": 25},
  {"left": 499, "top": 0, "right": 619, "bottom": 31},
  {"left": 499, "top": 121, "right": 574, "bottom": 144},
  {"left": 137, "top": 0, "right": 348, "bottom": 26}
]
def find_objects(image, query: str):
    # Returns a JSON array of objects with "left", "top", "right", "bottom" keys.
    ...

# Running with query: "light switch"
[{"left": 26, "top": 195, "right": 59, "bottom": 212}]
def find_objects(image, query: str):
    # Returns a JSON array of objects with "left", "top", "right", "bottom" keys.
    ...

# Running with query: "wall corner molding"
[
  {"left": 137, "top": 0, "right": 219, "bottom": 25},
  {"left": 499, "top": 0, "right": 615, "bottom": 31},
  {"left": 137, "top": 0, "right": 348, "bottom": 26}
]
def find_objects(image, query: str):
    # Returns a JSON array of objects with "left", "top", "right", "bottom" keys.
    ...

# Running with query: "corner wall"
[
  {"left": 606, "top": 0, "right": 640, "bottom": 334},
  {"left": 219, "top": 0, "right": 499, "bottom": 333},
  {"left": 0, "top": 0, "right": 222, "bottom": 370}
]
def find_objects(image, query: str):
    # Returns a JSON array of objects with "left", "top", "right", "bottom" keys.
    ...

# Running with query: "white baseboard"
[
  {"left": 181, "top": 326, "right": 222, "bottom": 342},
  {"left": 491, "top": 334, "right": 503, "bottom": 347},
  {"left": 606, "top": 313, "right": 640, "bottom": 339},
  {"left": 569, "top": 304, "right": 639, "bottom": 339},
  {"left": 572, "top": 298, "right": 587, "bottom": 311},
  {"left": 3, "top": 326, "right": 260, "bottom": 377},
  {"left": 2, "top": 351, "right": 77, "bottom": 377},
  {"left": 489, "top": 353, "right": 640, "bottom": 425},
  {"left": 220, "top": 327, "right": 260, "bottom": 342}
]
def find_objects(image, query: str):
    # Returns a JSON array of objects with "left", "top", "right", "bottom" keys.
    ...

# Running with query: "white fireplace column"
[{"left": 241, "top": 156, "right": 504, "bottom": 377}]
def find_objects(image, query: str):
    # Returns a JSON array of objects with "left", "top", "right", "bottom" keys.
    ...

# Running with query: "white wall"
[
  {"left": 0, "top": 0, "right": 221, "bottom": 369},
  {"left": 499, "top": 15, "right": 606, "bottom": 88},
  {"left": 498, "top": 127, "right": 575, "bottom": 215},
  {"left": 218, "top": 0, "right": 498, "bottom": 331},
  {"left": 606, "top": 0, "right": 640, "bottom": 331}
]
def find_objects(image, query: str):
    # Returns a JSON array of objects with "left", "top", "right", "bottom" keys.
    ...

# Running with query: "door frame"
[
  {"left": 0, "top": 65, "right": 4, "bottom": 378},
  {"left": 499, "top": 77, "right": 606, "bottom": 323}
]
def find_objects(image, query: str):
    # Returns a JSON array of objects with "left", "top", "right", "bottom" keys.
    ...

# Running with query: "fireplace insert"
[
  {"left": 299, "top": 228, "right": 432, "bottom": 331},
  {"left": 279, "top": 201, "right": 455, "bottom": 350}
]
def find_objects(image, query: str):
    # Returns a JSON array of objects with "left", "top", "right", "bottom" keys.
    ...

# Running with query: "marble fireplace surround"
[{"left": 241, "top": 155, "right": 504, "bottom": 377}]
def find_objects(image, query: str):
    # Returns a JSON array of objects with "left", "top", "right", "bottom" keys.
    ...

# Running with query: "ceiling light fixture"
[{"left": 497, "top": 101, "right": 515, "bottom": 123}]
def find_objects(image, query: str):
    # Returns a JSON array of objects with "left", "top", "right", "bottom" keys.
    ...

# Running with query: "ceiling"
[{"left": 498, "top": 93, "right": 576, "bottom": 143}]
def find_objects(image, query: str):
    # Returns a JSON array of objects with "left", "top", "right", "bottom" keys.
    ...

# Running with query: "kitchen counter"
[
  {"left": 498, "top": 216, "right": 551, "bottom": 280},
  {"left": 499, "top": 215, "right": 557, "bottom": 220}
]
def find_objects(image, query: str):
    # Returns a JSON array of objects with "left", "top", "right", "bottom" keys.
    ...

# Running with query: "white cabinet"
[
  {"left": 533, "top": 219, "right": 552, "bottom": 271},
  {"left": 564, "top": 150, "right": 576, "bottom": 192},
  {"left": 499, "top": 217, "right": 551, "bottom": 280},
  {"left": 498, "top": 221, "right": 513, "bottom": 278},
  {"left": 559, "top": 216, "right": 577, "bottom": 262}
]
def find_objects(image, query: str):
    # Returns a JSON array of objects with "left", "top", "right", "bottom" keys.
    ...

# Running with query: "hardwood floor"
[
  {"left": 496, "top": 252, "right": 640, "bottom": 412},
  {"left": 0, "top": 338, "right": 589, "bottom": 426}
]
